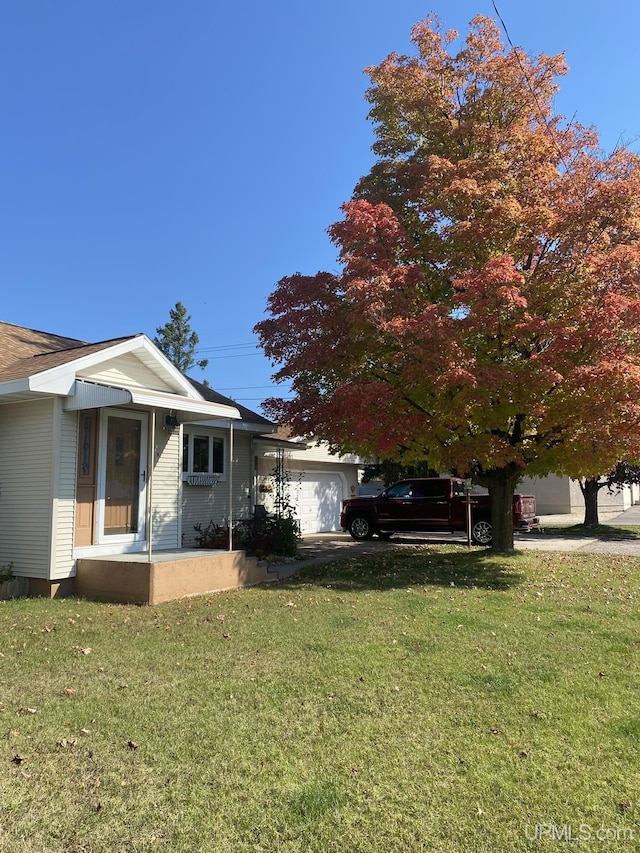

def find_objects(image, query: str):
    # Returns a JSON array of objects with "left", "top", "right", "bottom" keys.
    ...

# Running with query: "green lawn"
[
  {"left": 543, "top": 523, "right": 640, "bottom": 540},
  {"left": 1, "top": 547, "right": 639, "bottom": 852}
]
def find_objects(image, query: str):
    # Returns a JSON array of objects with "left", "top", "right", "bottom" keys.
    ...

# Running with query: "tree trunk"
[
  {"left": 580, "top": 477, "right": 601, "bottom": 527},
  {"left": 486, "top": 468, "right": 522, "bottom": 553}
]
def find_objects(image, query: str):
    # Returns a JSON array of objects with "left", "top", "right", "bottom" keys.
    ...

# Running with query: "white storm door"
[{"left": 96, "top": 410, "right": 148, "bottom": 544}]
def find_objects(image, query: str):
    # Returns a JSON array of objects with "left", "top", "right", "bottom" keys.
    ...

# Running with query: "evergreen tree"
[{"left": 153, "top": 302, "right": 208, "bottom": 373}]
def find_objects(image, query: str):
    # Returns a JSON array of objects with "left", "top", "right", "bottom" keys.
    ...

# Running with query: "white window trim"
[{"left": 182, "top": 430, "right": 227, "bottom": 481}]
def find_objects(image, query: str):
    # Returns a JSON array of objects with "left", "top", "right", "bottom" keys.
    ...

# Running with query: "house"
[
  {"left": 0, "top": 321, "right": 279, "bottom": 603},
  {"left": 254, "top": 429, "right": 362, "bottom": 534},
  {"left": 182, "top": 377, "right": 275, "bottom": 546},
  {"left": 519, "top": 474, "right": 639, "bottom": 516}
]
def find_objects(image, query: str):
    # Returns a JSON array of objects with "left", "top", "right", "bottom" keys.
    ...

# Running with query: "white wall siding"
[
  {"left": 181, "top": 430, "right": 253, "bottom": 547},
  {"left": 520, "top": 474, "right": 634, "bottom": 516},
  {"left": 50, "top": 403, "right": 78, "bottom": 579},
  {"left": 285, "top": 440, "right": 362, "bottom": 466},
  {"left": 519, "top": 475, "right": 572, "bottom": 514},
  {"left": 151, "top": 425, "right": 180, "bottom": 549},
  {"left": 78, "top": 354, "right": 174, "bottom": 392},
  {"left": 0, "top": 399, "right": 55, "bottom": 578}
]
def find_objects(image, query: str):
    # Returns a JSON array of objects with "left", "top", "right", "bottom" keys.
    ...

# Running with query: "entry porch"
[{"left": 74, "top": 548, "right": 278, "bottom": 605}]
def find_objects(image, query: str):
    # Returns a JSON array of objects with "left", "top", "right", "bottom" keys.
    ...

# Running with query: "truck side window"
[
  {"left": 387, "top": 483, "right": 413, "bottom": 499},
  {"left": 417, "top": 481, "right": 447, "bottom": 499}
]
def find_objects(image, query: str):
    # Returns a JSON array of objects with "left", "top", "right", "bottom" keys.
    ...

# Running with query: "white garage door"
[{"left": 296, "top": 473, "right": 343, "bottom": 534}]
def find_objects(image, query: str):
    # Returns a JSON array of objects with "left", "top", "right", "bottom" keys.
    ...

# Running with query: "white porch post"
[
  {"left": 147, "top": 410, "right": 156, "bottom": 563},
  {"left": 228, "top": 420, "right": 234, "bottom": 551}
]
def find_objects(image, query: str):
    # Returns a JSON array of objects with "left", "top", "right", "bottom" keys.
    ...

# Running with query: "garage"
[{"left": 296, "top": 472, "right": 344, "bottom": 534}]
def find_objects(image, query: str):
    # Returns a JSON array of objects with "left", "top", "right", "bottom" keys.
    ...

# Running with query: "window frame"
[{"left": 182, "top": 430, "right": 226, "bottom": 480}]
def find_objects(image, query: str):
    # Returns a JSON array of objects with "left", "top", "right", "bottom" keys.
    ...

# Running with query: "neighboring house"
[
  {"left": 519, "top": 474, "right": 639, "bottom": 516},
  {"left": 0, "top": 321, "right": 278, "bottom": 603},
  {"left": 254, "top": 429, "right": 363, "bottom": 534}
]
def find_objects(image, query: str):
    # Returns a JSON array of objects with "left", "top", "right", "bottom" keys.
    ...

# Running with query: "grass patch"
[
  {"left": 1, "top": 546, "right": 639, "bottom": 851},
  {"left": 544, "top": 524, "right": 640, "bottom": 539}
]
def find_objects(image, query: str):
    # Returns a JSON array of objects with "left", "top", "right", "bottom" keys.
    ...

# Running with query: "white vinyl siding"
[
  {"left": 50, "top": 403, "right": 79, "bottom": 579},
  {"left": 0, "top": 399, "right": 55, "bottom": 578},
  {"left": 181, "top": 429, "right": 253, "bottom": 547},
  {"left": 151, "top": 425, "right": 180, "bottom": 549},
  {"left": 78, "top": 354, "right": 175, "bottom": 392}
]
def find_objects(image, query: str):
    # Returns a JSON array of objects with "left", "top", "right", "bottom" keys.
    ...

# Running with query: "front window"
[{"left": 182, "top": 432, "right": 225, "bottom": 477}]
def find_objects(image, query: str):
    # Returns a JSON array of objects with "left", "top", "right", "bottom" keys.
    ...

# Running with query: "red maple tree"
[{"left": 255, "top": 15, "right": 640, "bottom": 551}]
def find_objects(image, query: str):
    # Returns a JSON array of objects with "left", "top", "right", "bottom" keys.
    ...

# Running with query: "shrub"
[{"left": 194, "top": 515, "right": 300, "bottom": 558}]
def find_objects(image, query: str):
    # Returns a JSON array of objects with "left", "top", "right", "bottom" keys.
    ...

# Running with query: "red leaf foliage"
[{"left": 255, "top": 13, "right": 640, "bottom": 494}]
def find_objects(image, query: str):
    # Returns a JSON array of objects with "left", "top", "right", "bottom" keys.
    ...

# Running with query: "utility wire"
[
  {"left": 491, "top": 0, "right": 570, "bottom": 170},
  {"left": 196, "top": 342, "right": 257, "bottom": 352}
]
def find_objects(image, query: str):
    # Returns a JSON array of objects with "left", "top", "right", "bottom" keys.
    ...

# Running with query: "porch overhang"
[{"left": 63, "top": 380, "right": 241, "bottom": 422}]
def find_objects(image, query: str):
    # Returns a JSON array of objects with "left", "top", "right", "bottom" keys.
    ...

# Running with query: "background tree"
[
  {"left": 579, "top": 462, "right": 640, "bottom": 528},
  {"left": 361, "top": 458, "right": 437, "bottom": 487},
  {"left": 154, "top": 301, "right": 208, "bottom": 373},
  {"left": 255, "top": 15, "right": 640, "bottom": 551}
]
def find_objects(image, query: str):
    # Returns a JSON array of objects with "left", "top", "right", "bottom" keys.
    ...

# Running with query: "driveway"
[{"left": 274, "top": 508, "right": 640, "bottom": 576}]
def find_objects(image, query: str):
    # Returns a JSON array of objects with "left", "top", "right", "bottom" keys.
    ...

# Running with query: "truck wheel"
[
  {"left": 348, "top": 515, "right": 375, "bottom": 541},
  {"left": 471, "top": 518, "right": 493, "bottom": 545}
]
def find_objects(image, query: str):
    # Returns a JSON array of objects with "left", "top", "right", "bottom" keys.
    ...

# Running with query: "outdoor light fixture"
[{"left": 164, "top": 413, "right": 179, "bottom": 433}]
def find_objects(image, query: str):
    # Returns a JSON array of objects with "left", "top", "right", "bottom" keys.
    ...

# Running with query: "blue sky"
[{"left": 2, "top": 1, "right": 639, "bottom": 408}]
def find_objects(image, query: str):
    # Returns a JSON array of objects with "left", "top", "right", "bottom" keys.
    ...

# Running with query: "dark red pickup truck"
[{"left": 340, "top": 477, "right": 539, "bottom": 545}]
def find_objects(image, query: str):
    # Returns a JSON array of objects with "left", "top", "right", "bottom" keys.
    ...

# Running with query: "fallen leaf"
[
  {"left": 11, "top": 754, "right": 24, "bottom": 765},
  {"left": 63, "top": 687, "right": 76, "bottom": 697},
  {"left": 57, "top": 737, "right": 77, "bottom": 749},
  {"left": 127, "top": 740, "right": 139, "bottom": 750}
]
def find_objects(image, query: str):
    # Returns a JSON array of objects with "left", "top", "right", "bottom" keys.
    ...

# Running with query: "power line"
[
  {"left": 491, "top": 0, "right": 569, "bottom": 170},
  {"left": 216, "top": 385, "right": 288, "bottom": 391},
  {"left": 203, "top": 352, "right": 262, "bottom": 360},
  {"left": 195, "top": 342, "right": 257, "bottom": 353}
]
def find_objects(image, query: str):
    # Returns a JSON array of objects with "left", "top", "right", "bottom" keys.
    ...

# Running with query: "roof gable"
[{"left": 0, "top": 322, "right": 202, "bottom": 399}]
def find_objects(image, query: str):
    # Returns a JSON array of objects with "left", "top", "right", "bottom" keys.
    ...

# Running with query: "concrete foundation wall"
[{"left": 75, "top": 551, "right": 276, "bottom": 605}]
